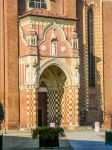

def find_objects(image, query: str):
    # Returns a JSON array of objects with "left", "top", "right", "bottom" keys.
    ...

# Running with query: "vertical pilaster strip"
[
  {"left": 94, "top": 0, "right": 104, "bottom": 112},
  {"left": 75, "top": 87, "right": 79, "bottom": 127},
  {"left": 26, "top": 88, "right": 30, "bottom": 128},
  {"left": 83, "top": 2, "right": 89, "bottom": 114},
  {"left": 27, "top": 86, "right": 38, "bottom": 128},
  {"left": 64, "top": 0, "right": 68, "bottom": 16},
  {"left": 4, "top": 0, "right": 19, "bottom": 129},
  {"left": 0, "top": 0, "right": 5, "bottom": 105},
  {"left": 32, "top": 87, "right": 38, "bottom": 128}
]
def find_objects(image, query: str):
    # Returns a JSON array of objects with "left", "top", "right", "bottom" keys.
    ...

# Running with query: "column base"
[
  {"left": 2, "top": 121, "right": 20, "bottom": 130},
  {"left": 7, "top": 121, "right": 20, "bottom": 130}
]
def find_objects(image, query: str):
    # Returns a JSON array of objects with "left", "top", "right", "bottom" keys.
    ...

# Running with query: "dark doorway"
[
  {"left": 38, "top": 109, "right": 42, "bottom": 127},
  {"left": 38, "top": 92, "right": 47, "bottom": 126}
]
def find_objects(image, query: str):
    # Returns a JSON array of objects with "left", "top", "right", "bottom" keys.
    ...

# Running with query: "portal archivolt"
[{"left": 38, "top": 64, "right": 75, "bottom": 127}]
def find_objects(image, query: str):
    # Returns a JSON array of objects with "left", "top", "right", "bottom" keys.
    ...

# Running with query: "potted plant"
[
  {"left": 32, "top": 126, "right": 64, "bottom": 148},
  {"left": 105, "top": 111, "right": 112, "bottom": 145}
]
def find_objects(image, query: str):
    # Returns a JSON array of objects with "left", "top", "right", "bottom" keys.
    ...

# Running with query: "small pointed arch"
[{"left": 39, "top": 81, "right": 47, "bottom": 87}]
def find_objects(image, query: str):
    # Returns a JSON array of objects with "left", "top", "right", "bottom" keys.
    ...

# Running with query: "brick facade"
[
  {"left": 0, "top": 0, "right": 112, "bottom": 130},
  {"left": 103, "top": 0, "right": 112, "bottom": 127},
  {"left": 77, "top": 0, "right": 104, "bottom": 125},
  {"left": 0, "top": 0, "right": 19, "bottom": 129}
]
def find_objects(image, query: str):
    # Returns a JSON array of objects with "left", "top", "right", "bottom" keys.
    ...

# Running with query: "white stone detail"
[
  {"left": 71, "top": 26, "right": 79, "bottom": 50},
  {"left": 61, "top": 46, "right": 67, "bottom": 52},
  {"left": 19, "top": 25, "right": 27, "bottom": 46},
  {"left": 51, "top": 41, "right": 57, "bottom": 55},
  {"left": 40, "top": 45, "right": 47, "bottom": 51},
  {"left": 27, "top": 106, "right": 29, "bottom": 110},
  {"left": 75, "top": 68, "right": 80, "bottom": 86},
  {"left": 32, "top": 67, "right": 38, "bottom": 83},
  {"left": 27, "top": 101, "right": 29, "bottom": 104},
  {"left": 27, "top": 112, "right": 30, "bottom": 116},
  {"left": 25, "top": 56, "right": 38, "bottom": 85},
  {"left": 26, "top": 35, "right": 37, "bottom": 47}
]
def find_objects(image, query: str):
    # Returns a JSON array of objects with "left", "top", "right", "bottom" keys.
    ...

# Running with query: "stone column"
[
  {"left": 74, "top": 59, "right": 80, "bottom": 127},
  {"left": 26, "top": 56, "right": 38, "bottom": 129}
]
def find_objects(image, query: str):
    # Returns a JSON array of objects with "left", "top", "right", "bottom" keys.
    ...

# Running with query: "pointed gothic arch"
[{"left": 38, "top": 58, "right": 73, "bottom": 87}]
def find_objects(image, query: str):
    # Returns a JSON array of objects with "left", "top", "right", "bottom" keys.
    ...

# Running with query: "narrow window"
[{"left": 88, "top": 7, "right": 95, "bottom": 87}]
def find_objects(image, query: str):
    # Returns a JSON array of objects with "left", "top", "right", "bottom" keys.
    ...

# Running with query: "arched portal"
[{"left": 38, "top": 64, "right": 75, "bottom": 127}]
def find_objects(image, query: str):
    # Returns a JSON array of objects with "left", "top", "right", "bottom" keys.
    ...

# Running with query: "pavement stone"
[
  {"left": 65, "top": 131, "right": 112, "bottom": 150},
  {"left": 2, "top": 134, "right": 72, "bottom": 150},
  {"left": 1, "top": 130, "right": 112, "bottom": 150}
]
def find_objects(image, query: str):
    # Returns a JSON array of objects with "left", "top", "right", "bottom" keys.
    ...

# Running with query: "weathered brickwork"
[
  {"left": 0, "top": 0, "right": 19, "bottom": 129},
  {"left": 77, "top": 0, "right": 104, "bottom": 125},
  {"left": 0, "top": 0, "right": 112, "bottom": 130},
  {"left": 103, "top": 0, "right": 112, "bottom": 127},
  {"left": 0, "top": 0, "right": 5, "bottom": 105}
]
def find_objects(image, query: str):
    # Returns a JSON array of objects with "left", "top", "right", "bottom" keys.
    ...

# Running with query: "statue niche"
[
  {"left": 51, "top": 40, "right": 57, "bottom": 55},
  {"left": 51, "top": 28, "right": 57, "bottom": 56}
]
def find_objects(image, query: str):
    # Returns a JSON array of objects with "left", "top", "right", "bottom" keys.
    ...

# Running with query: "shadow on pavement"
[
  {"left": 3, "top": 135, "right": 73, "bottom": 150},
  {"left": 69, "top": 140, "right": 112, "bottom": 150}
]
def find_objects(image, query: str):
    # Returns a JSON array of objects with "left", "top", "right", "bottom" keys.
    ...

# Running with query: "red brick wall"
[
  {"left": 51, "top": 0, "right": 76, "bottom": 18},
  {"left": 103, "top": 1, "right": 112, "bottom": 125},
  {"left": 18, "top": 0, "right": 26, "bottom": 14},
  {"left": 20, "top": 90, "right": 27, "bottom": 129},
  {"left": 3, "top": 0, "right": 19, "bottom": 129},
  {"left": 0, "top": 0, "right": 5, "bottom": 106},
  {"left": 76, "top": 0, "right": 84, "bottom": 102},
  {"left": 18, "top": 0, "right": 76, "bottom": 19},
  {"left": 76, "top": 0, "right": 104, "bottom": 125}
]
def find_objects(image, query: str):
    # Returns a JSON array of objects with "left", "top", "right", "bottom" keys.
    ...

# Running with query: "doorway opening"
[
  {"left": 38, "top": 90, "right": 47, "bottom": 127},
  {"left": 38, "top": 65, "right": 67, "bottom": 126}
]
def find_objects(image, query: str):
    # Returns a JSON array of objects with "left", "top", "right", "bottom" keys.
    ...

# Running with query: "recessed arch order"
[{"left": 38, "top": 58, "right": 73, "bottom": 87}]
